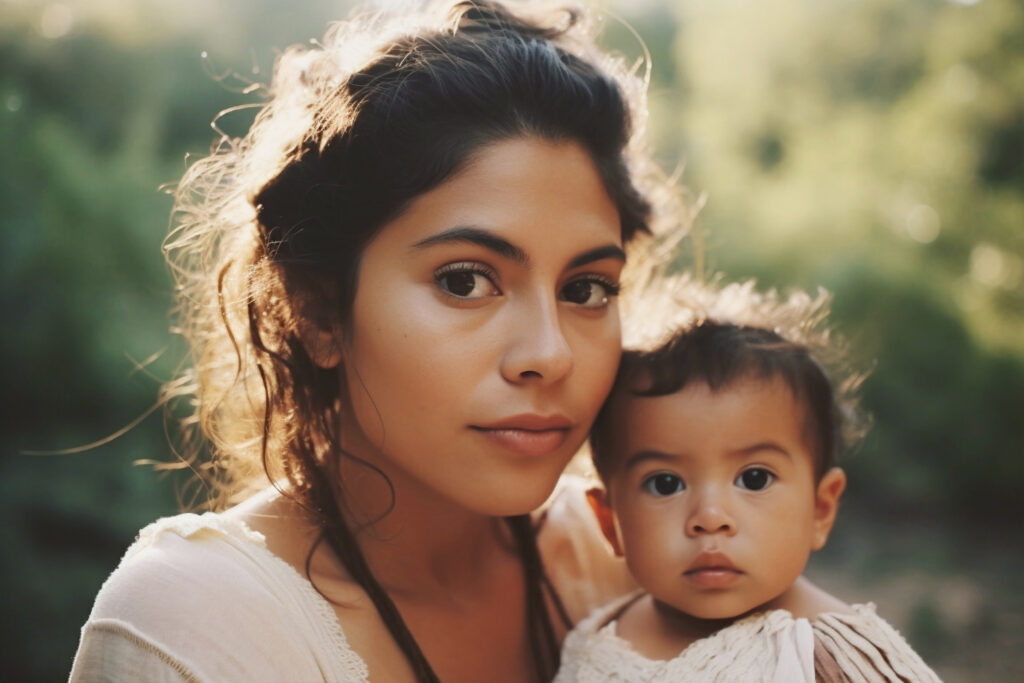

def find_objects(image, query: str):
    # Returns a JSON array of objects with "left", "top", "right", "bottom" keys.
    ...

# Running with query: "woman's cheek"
[{"left": 577, "top": 309, "right": 623, "bottom": 416}]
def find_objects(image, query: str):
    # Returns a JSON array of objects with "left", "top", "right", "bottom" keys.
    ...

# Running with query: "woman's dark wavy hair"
[{"left": 161, "top": 1, "right": 676, "bottom": 681}]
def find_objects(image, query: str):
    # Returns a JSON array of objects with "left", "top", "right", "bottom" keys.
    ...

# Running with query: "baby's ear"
[
  {"left": 585, "top": 486, "right": 624, "bottom": 557},
  {"left": 812, "top": 467, "right": 846, "bottom": 550}
]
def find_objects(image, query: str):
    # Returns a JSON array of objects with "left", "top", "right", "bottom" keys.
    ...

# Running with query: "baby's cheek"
[
  {"left": 762, "top": 525, "right": 816, "bottom": 586},
  {"left": 621, "top": 522, "right": 676, "bottom": 586}
]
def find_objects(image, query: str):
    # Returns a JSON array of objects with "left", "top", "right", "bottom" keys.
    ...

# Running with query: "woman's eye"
[
  {"left": 435, "top": 264, "right": 500, "bottom": 300},
  {"left": 560, "top": 277, "right": 620, "bottom": 308},
  {"left": 642, "top": 473, "right": 685, "bottom": 497},
  {"left": 735, "top": 468, "right": 775, "bottom": 491}
]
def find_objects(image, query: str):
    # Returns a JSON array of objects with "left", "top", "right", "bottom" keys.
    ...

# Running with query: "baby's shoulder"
[
  {"left": 780, "top": 575, "right": 855, "bottom": 619},
  {"left": 780, "top": 578, "right": 942, "bottom": 681},
  {"left": 811, "top": 604, "right": 943, "bottom": 682}
]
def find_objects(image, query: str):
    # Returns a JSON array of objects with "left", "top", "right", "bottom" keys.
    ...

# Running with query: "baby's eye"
[
  {"left": 735, "top": 468, "right": 775, "bottom": 491},
  {"left": 642, "top": 473, "right": 685, "bottom": 497},
  {"left": 559, "top": 277, "right": 620, "bottom": 309},
  {"left": 435, "top": 263, "right": 500, "bottom": 300}
]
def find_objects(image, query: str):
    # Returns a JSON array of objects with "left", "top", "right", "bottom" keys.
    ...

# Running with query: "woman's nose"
[
  {"left": 499, "top": 294, "right": 573, "bottom": 384},
  {"left": 685, "top": 490, "right": 737, "bottom": 537}
]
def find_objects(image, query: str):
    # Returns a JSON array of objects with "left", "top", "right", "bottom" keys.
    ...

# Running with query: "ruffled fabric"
[
  {"left": 555, "top": 595, "right": 942, "bottom": 683},
  {"left": 814, "top": 604, "right": 942, "bottom": 683}
]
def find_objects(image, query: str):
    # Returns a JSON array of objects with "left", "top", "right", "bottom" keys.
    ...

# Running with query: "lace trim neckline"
[
  {"left": 133, "top": 511, "right": 371, "bottom": 682},
  {"left": 588, "top": 590, "right": 876, "bottom": 663}
]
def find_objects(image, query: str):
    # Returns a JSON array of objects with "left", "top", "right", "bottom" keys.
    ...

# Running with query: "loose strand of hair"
[
  {"left": 507, "top": 513, "right": 562, "bottom": 682},
  {"left": 318, "top": 490, "right": 441, "bottom": 682}
]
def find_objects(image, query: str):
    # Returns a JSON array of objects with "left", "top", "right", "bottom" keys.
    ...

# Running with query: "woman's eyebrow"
[
  {"left": 411, "top": 226, "right": 527, "bottom": 264},
  {"left": 568, "top": 244, "right": 626, "bottom": 269},
  {"left": 412, "top": 228, "right": 625, "bottom": 270}
]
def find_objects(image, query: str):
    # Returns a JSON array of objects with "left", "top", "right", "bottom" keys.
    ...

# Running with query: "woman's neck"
[{"left": 336, "top": 453, "right": 515, "bottom": 601}]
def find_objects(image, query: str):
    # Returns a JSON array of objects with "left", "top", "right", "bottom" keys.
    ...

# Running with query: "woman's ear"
[
  {"left": 298, "top": 317, "right": 344, "bottom": 369},
  {"left": 585, "top": 486, "right": 624, "bottom": 557},
  {"left": 812, "top": 467, "right": 846, "bottom": 550}
]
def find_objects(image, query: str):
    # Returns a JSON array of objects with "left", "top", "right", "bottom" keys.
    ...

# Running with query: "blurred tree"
[
  {"left": 663, "top": 0, "right": 1024, "bottom": 524},
  {"left": 1, "top": 3, "right": 354, "bottom": 679}
]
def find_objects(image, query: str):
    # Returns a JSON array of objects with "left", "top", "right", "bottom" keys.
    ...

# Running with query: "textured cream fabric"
[
  {"left": 69, "top": 475, "right": 625, "bottom": 683},
  {"left": 554, "top": 594, "right": 943, "bottom": 683},
  {"left": 69, "top": 512, "right": 370, "bottom": 683}
]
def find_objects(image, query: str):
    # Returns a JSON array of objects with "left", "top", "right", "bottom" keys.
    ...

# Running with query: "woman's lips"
[{"left": 470, "top": 415, "right": 572, "bottom": 457}]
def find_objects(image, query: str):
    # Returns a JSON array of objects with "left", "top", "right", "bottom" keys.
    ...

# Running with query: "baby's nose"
[{"left": 685, "top": 494, "right": 736, "bottom": 536}]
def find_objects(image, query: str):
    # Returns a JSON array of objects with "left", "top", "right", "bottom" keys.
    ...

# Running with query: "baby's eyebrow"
[
  {"left": 623, "top": 449, "right": 677, "bottom": 472},
  {"left": 622, "top": 444, "right": 792, "bottom": 472},
  {"left": 728, "top": 442, "right": 792, "bottom": 459}
]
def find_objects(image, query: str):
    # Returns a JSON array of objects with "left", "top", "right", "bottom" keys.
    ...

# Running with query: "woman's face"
[{"left": 337, "top": 137, "right": 625, "bottom": 516}]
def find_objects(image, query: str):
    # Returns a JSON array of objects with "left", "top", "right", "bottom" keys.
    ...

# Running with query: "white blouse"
[{"left": 68, "top": 475, "right": 633, "bottom": 682}]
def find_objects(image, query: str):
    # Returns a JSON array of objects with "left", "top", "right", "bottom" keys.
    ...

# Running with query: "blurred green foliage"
[
  {"left": 655, "top": 0, "right": 1024, "bottom": 524},
  {"left": 2, "top": 0, "right": 1021, "bottom": 681}
]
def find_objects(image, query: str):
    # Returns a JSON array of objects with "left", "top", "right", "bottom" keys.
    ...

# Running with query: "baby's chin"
[{"left": 652, "top": 596, "right": 777, "bottom": 624}]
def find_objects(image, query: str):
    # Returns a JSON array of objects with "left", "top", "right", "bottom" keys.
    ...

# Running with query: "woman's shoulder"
[
  {"left": 78, "top": 501, "right": 368, "bottom": 682},
  {"left": 86, "top": 511, "right": 266, "bottom": 627},
  {"left": 90, "top": 508, "right": 289, "bottom": 616}
]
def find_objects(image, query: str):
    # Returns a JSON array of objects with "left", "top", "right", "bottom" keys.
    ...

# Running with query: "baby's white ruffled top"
[{"left": 554, "top": 592, "right": 943, "bottom": 683}]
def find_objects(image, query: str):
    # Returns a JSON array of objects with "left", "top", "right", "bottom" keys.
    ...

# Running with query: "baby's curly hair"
[{"left": 593, "top": 276, "right": 870, "bottom": 481}]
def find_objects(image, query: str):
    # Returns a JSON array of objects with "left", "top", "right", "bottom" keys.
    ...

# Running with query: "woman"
[{"left": 70, "top": 1, "right": 674, "bottom": 681}]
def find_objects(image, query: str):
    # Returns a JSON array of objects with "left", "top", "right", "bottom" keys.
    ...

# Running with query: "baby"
[{"left": 555, "top": 287, "right": 942, "bottom": 682}]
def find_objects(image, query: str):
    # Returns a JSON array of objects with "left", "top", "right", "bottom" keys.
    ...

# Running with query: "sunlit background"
[{"left": 2, "top": 0, "right": 1021, "bottom": 680}]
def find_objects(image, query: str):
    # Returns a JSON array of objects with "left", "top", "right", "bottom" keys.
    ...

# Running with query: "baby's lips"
[{"left": 684, "top": 550, "right": 740, "bottom": 574}]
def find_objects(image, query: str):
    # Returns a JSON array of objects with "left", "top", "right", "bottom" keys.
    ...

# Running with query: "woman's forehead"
[{"left": 369, "top": 137, "right": 623, "bottom": 257}]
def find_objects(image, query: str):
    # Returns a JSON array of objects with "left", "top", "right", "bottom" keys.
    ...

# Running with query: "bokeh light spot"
[
  {"left": 944, "top": 64, "right": 979, "bottom": 103},
  {"left": 906, "top": 204, "right": 941, "bottom": 244},
  {"left": 40, "top": 3, "right": 74, "bottom": 39},
  {"left": 970, "top": 243, "right": 1006, "bottom": 287}
]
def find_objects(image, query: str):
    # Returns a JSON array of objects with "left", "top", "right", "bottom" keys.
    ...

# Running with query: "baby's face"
[{"left": 599, "top": 376, "right": 843, "bottom": 620}]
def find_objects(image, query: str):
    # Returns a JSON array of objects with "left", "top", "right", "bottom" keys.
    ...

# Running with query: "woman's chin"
[{"left": 467, "top": 472, "right": 565, "bottom": 518}]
